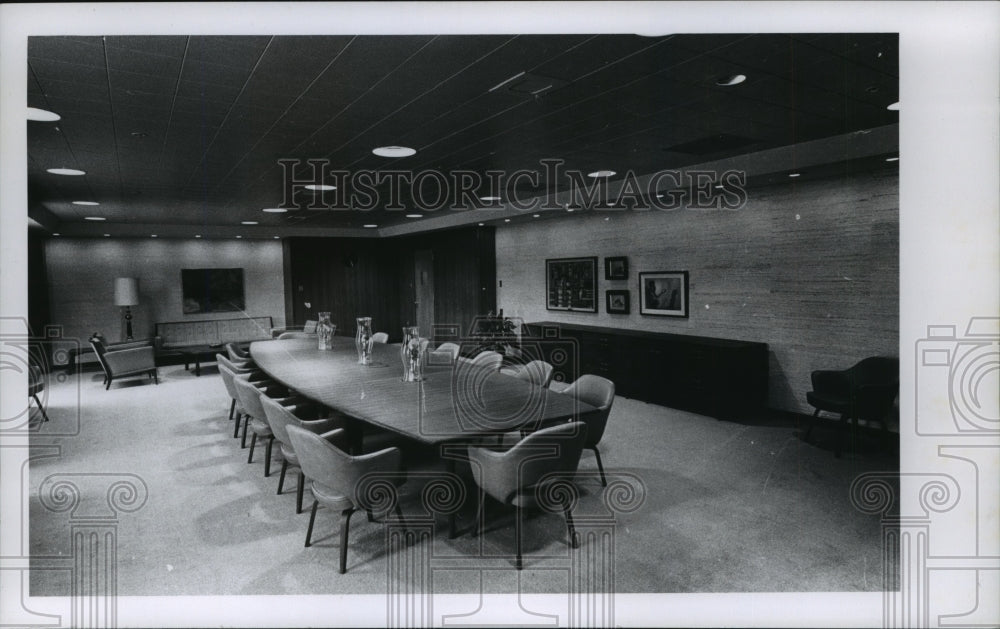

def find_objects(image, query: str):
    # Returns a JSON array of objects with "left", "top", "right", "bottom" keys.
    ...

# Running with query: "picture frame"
[
  {"left": 546, "top": 257, "right": 598, "bottom": 312},
  {"left": 605, "top": 290, "right": 630, "bottom": 314},
  {"left": 604, "top": 256, "right": 629, "bottom": 280},
  {"left": 639, "top": 271, "right": 689, "bottom": 317}
]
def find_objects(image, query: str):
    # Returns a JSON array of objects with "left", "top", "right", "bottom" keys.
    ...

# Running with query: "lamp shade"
[{"left": 114, "top": 277, "right": 139, "bottom": 307}]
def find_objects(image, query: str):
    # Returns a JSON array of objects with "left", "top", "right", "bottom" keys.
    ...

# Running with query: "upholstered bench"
[{"left": 154, "top": 316, "right": 274, "bottom": 374}]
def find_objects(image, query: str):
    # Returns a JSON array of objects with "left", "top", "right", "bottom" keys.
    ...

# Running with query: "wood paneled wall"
[
  {"left": 495, "top": 171, "right": 899, "bottom": 415},
  {"left": 287, "top": 226, "right": 495, "bottom": 342}
]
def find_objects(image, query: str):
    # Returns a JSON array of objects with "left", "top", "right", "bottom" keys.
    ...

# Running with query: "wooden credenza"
[{"left": 521, "top": 321, "right": 769, "bottom": 420}]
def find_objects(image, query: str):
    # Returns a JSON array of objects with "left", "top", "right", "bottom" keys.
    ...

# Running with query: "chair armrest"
[
  {"left": 104, "top": 347, "right": 155, "bottom": 373},
  {"left": 319, "top": 428, "right": 352, "bottom": 451},
  {"left": 810, "top": 369, "right": 850, "bottom": 395},
  {"left": 299, "top": 417, "right": 346, "bottom": 434},
  {"left": 467, "top": 445, "right": 519, "bottom": 503},
  {"left": 856, "top": 383, "right": 898, "bottom": 419}
]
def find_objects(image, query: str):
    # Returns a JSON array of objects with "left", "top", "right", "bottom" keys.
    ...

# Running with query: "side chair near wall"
[
  {"left": 89, "top": 334, "right": 158, "bottom": 390},
  {"left": 467, "top": 422, "right": 588, "bottom": 570},
  {"left": 371, "top": 332, "right": 389, "bottom": 344},
  {"left": 560, "top": 375, "right": 616, "bottom": 486},
  {"left": 805, "top": 356, "right": 899, "bottom": 457},
  {"left": 261, "top": 395, "right": 344, "bottom": 514},
  {"left": 286, "top": 424, "right": 406, "bottom": 574},
  {"left": 28, "top": 364, "right": 49, "bottom": 423}
]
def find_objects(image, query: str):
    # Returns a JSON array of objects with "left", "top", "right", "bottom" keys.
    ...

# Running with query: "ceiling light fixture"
[
  {"left": 566, "top": 208, "right": 575, "bottom": 212},
  {"left": 887, "top": 101, "right": 900, "bottom": 111},
  {"left": 532, "top": 214, "right": 540, "bottom": 218},
  {"left": 27, "top": 107, "right": 61, "bottom": 122},
  {"left": 236, "top": 235, "right": 243, "bottom": 239},
  {"left": 304, "top": 184, "right": 336, "bottom": 191},
  {"left": 477, "top": 222, "right": 484, "bottom": 226},
  {"left": 363, "top": 224, "right": 378, "bottom": 228},
  {"left": 103, "top": 233, "right": 110, "bottom": 237},
  {"left": 885, "top": 156, "right": 899, "bottom": 162},
  {"left": 504, "top": 219, "right": 511, "bottom": 223},
  {"left": 587, "top": 170, "right": 616, "bottom": 178},
  {"left": 241, "top": 221, "right": 258, "bottom": 225},
  {"left": 262, "top": 207, "right": 287, "bottom": 213},
  {"left": 274, "top": 236, "right": 280, "bottom": 239},
  {"left": 84, "top": 216, "right": 106, "bottom": 221},
  {"left": 716, "top": 74, "right": 747, "bottom": 86},
  {"left": 73, "top": 201, "right": 100, "bottom": 206},
  {"left": 47, "top": 167, "right": 86, "bottom": 176},
  {"left": 788, "top": 173, "right": 801, "bottom": 178},
  {"left": 195, "top": 235, "right": 202, "bottom": 238},
  {"left": 405, "top": 214, "right": 423, "bottom": 218},
  {"left": 151, "top": 234, "right": 157, "bottom": 238},
  {"left": 479, "top": 195, "right": 501, "bottom": 202},
  {"left": 372, "top": 146, "right": 416, "bottom": 158}
]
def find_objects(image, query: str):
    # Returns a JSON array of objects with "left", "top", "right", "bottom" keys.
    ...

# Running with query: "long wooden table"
[{"left": 250, "top": 337, "right": 593, "bottom": 445}]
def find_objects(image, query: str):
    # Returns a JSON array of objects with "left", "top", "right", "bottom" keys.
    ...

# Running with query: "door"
[{"left": 414, "top": 249, "right": 435, "bottom": 337}]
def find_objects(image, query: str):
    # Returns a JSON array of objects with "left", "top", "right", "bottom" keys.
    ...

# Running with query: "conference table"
[{"left": 249, "top": 336, "right": 596, "bottom": 535}]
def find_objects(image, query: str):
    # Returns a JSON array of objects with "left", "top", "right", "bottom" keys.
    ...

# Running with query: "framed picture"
[
  {"left": 181, "top": 268, "right": 245, "bottom": 314},
  {"left": 639, "top": 271, "right": 689, "bottom": 317},
  {"left": 604, "top": 256, "right": 629, "bottom": 280},
  {"left": 546, "top": 257, "right": 597, "bottom": 312},
  {"left": 605, "top": 290, "right": 630, "bottom": 314}
]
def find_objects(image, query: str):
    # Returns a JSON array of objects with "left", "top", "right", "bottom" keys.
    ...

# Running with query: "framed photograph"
[
  {"left": 546, "top": 257, "right": 598, "bottom": 312},
  {"left": 605, "top": 290, "right": 630, "bottom": 314},
  {"left": 639, "top": 271, "right": 689, "bottom": 317},
  {"left": 605, "top": 256, "right": 629, "bottom": 280}
]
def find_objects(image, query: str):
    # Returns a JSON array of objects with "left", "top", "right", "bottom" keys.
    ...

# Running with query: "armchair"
[
  {"left": 806, "top": 356, "right": 899, "bottom": 456},
  {"left": 29, "top": 364, "right": 49, "bottom": 423},
  {"left": 467, "top": 422, "right": 588, "bottom": 570},
  {"left": 560, "top": 374, "right": 615, "bottom": 486},
  {"left": 90, "top": 335, "right": 158, "bottom": 390}
]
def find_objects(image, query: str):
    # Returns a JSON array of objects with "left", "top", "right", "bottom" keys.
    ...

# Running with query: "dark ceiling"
[{"left": 27, "top": 33, "right": 898, "bottom": 236}]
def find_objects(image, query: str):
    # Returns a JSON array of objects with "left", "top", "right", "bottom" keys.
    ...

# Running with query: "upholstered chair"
[
  {"left": 466, "top": 422, "right": 588, "bottom": 570},
  {"left": 435, "top": 342, "right": 460, "bottom": 360},
  {"left": 28, "top": 364, "right": 49, "bottom": 422},
  {"left": 510, "top": 360, "right": 555, "bottom": 389},
  {"left": 286, "top": 424, "right": 405, "bottom": 574},
  {"left": 371, "top": 332, "right": 389, "bottom": 344},
  {"left": 90, "top": 335, "right": 158, "bottom": 390},
  {"left": 468, "top": 350, "right": 503, "bottom": 372},
  {"left": 261, "top": 395, "right": 345, "bottom": 514},
  {"left": 559, "top": 374, "right": 615, "bottom": 486}
]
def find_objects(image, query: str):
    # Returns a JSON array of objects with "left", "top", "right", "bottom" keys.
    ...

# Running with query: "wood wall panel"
[
  {"left": 496, "top": 171, "right": 899, "bottom": 414},
  {"left": 287, "top": 226, "right": 495, "bottom": 343}
]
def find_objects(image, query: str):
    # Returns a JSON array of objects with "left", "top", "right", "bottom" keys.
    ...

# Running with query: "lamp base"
[{"left": 122, "top": 307, "right": 134, "bottom": 342}]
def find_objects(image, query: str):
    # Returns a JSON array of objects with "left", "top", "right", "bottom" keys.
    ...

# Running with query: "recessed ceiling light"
[
  {"left": 788, "top": 173, "right": 801, "bottom": 178},
  {"left": 262, "top": 207, "right": 287, "bottom": 213},
  {"left": 477, "top": 222, "right": 484, "bottom": 226},
  {"left": 532, "top": 214, "right": 540, "bottom": 218},
  {"left": 363, "top": 224, "right": 378, "bottom": 228},
  {"left": 304, "top": 184, "right": 336, "bottom": 191},
  {"left": 604, "top": 217, "right": 610, "bottom": 221},
  {"left": 479, "top": 196, "right": 501, "bottom": 202},
  {"left": 150, "top": 234, "right": 157, "bottom": 238},
  {"left": 84, "top": 216, "right": 106, "bottom": 221},
  {"left": 52, "top": 233, "right": 60, "bottom": 236},
  {"left": 103, "top": 233, "right": 110, "bottom": 237},
  {"left": 241, "top": 221, "right": 258, "bottom": 225},
  {"left": 373, "top": 146, "right": 416, "bottom": 158},
  {"left": 405, "top": 214, "right": 423, "bottom": 218},
  {"left": 47, "top": 167, "right": 85, "bottom": 176},
  {"left": 235, "top": 235, "right": 243, "bottom": 239},
  {"left": 195, "top": 234, "right": 202, "bottom": 239},
  {"left": 714, "top": 184, "right": 725, "bottom": 190},
  {"left": 129, "top": 131, "right": 148, "bottom": 138},
  {"left": 72, "top": 201, "right": 99, "bottom": 206},
  {"left": 885, "top": 156, "right": 899, "bottom": 162},
  {"left": 274, "top": 236, "right": 280, "bottom": 239},
  {"left": 587, "top": 170, "right": 616, "bottom": 178},
  {"left": 504, "top": 218, "right": 511, "bottom": 223},
  {"left": 27, "top": 107, "right": 61, "bottom": 122},
  {"left": 566, "top": 208, "right": 575, "bottom": 213},
  {"left": 716, "top": 74, "right": 747, "bottom": 86},
  {"left": 887, "top": 101, "right": 899, "bottom": 111}
]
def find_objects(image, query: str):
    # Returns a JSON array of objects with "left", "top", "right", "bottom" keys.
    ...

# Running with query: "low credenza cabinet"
[{"left": 521, "top": 322, "right": 769, "bottom": 420}]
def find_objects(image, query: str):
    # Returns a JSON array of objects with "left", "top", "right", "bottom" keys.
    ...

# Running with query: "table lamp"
[{"left": 114, "top": 277, "right": 139, "bottom": 341}]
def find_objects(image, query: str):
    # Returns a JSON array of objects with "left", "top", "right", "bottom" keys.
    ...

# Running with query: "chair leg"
[
  {"left": 564, "top": 505, "right": 579, "bottom": 549},
  {"left": 228, "top": 398, "right": 236, "bottom": 421},
  {"left": 470, "top": 491, "right": 485, "bottom": 538},
  {"left": 234, "top": 412, "right": 242, "bottom": 438},
  {"left": 32, "top": 394, "right": 50, "bottom": 422},
  {"left": 264, "top": 436, "right": 274, "bottom": 477},
  {"left": 805, "top": 408, "right": 820, "bottom": 441},
  {"left": 366, "top": 509, "right": 375, "bottom": 523},
  {"left": 339, "top": 508, "right": 355, "bottom": 574},
  {"left": 305, "top": 500, "right": 319, "bottom": 547},
  {"left": 514, "top": 505, "right": 523, "bottom": 570},
  {"left": 248, "top": 433, "right": 257, "bottom": 463},
  {"left": 834, "top": 413, "right": 848, "bottom": 458},
  {"left": 240, "top": 415, "right": 250, "bottom": 448},
  {"left": 105, "top": 376, "right": 112, "bottom": 390},
  {"left": 296, "top": 472, "right": 305, "bottom": 514},
  {"left": 277, "top": 459, "right": 289, "bottom": 494},
  {"left": 592, "top": 446, "right": 607, "bottom": 487},
  {"left": 152, "top": 370, "right": 159, "bottom": 384}
]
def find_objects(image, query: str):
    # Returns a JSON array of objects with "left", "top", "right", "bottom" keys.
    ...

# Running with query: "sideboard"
[{"left": 521, "top": 321, "right": 769, "bottom": 420}]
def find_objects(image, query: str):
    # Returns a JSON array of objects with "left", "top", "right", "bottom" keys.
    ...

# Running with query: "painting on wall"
[
  {"left": 639, "top": 271, "right": 689, "bottom": 317},
  {"left": 546, "top": 257, "right": 597, "bottom": 312},
  {"left": 605, "top": 290, "right": 630, "bottom": 314},
  {"left": 604, "top": 256, "right": 629, "bottom": 280},
  {"left": 181, "top": 268, "right": 245, "bottom": 314}
]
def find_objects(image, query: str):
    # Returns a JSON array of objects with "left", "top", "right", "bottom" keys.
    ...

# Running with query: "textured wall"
[
  {"left": 43, "top": 238, "right": 286, "bottom": 346},
  {"left": 496, "top": 171, "right": 899, "bottom": 414}
]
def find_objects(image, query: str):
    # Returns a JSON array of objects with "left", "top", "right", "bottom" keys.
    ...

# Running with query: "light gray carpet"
[{"left": 28, "top": 362, "right": 896, "bottom": 596}]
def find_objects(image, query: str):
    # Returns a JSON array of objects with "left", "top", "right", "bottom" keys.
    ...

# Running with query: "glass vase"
[
  {"left": 316, "top": 312, "right": 335, "bottom": 350},
  {"left": 355, "top": 317, "right": 373, "bottom": 365},
  {"left": 400, "top": 326, "right": 425, "bottom": 382}
]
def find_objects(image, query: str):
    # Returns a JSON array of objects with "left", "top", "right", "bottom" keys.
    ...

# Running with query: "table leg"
[{"left": 194, "top": 356, "right": 201, "bottom": 376}]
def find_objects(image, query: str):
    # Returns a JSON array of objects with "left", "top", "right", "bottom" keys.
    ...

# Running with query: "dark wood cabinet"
[{"left": 522, "top": 322, "right": 769, "bottom": 420}]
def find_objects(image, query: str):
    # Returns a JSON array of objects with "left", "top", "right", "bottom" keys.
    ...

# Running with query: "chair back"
[
  {"left": 848, "top": 356, "right": 899, "bottom": 419},
  {"left": 232, "top": 374, "right": 267, "bottom": 422},
  {"left": 89, "top": 335, "right": 112, "bottom": 376},
  {"left": 848, "top": 356, "right": 899, "bottom": 386},
  {"left": 302, "top": 319, "right": 318, "bottom": 334},
  {"left": 28, "top": 364, "right": 44, "bottom": 396},
  {"left": 286, "top": 424, "right": 401, "bottom": 509},
  {"left": 225, "top": 342, "right": 249, "bottom": 362},
  {"left": 217, "top": 353, "right": 253, "bottom": 374},
  {"left": 562, "top": 374, "right": 615, "bottom": 447},
  {"left": 260, "top": 394, "right": 302, "bottom": 448},
  {"left": 470, "top": 422, "right": 587, "bottom": 504},
  {"left": 216, "top": 357, "right": 243, "bottom": 400},
  {"left": 436, "top": 342, "right": 460, "bottom": 360},
  {"left": 514, "top": 360, "right": 554, "bottom": 388},
  {"left": 469, "top": 350, "right": 503, "bottom": 371},
  {"left": 371, "top": 332, "right": 389, "bottom": 344}
]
